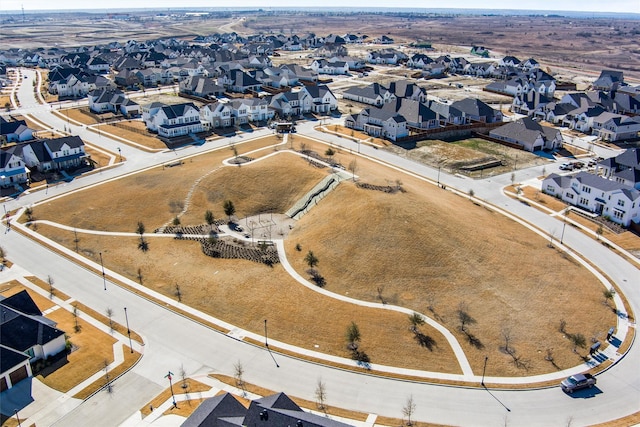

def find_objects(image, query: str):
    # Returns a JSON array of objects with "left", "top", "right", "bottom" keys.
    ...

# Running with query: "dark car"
[{"left": 561, "top": 373, "right": 596, "bottom": 393}]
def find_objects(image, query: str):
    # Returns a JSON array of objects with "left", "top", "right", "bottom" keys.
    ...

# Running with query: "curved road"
[{"left": 1, "top": 69, "right": 639, "bottom": 426}]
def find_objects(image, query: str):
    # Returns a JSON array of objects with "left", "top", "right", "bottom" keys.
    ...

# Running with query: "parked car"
[
  {"left": 561, "top": 373, "right": 596, "bottom": 393},
  {"left": 559, "top": 163, "right": 574, "bottom": 171},
  {"left": 572, "top": 161, "right": 585, "bottom": 169}
]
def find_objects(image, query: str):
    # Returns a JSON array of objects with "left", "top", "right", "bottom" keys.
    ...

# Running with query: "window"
[
  {"left": 581, "top": 186, "right": 591, "bottom": 194},
  {"left": 613, "top": 210, "right": 624, "bottom": 220},
  {"left": 617, "top": 199, "right": 625, "bottom": 207},
  {"left": 578, "top": 197, "right": 589, "bottom": 206},
  {"left": 565, "top": 193, "right": 574, "bottom": 200}
]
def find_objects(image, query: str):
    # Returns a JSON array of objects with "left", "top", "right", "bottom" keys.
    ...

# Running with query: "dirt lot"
[{"left": 28, "top": 135, "right": 615, "bottom": 377}]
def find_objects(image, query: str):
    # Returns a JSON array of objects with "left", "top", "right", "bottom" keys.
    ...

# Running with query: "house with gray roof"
[
  {"left": 0, "top": 146, "right": 29, "bottom": 188},
  {"left": 593, "top": 70, "right": 624, "bottom": 92},
  {"left": 489, "top": 117, "right": 561, "bottom": 152},
  {"left": 542, "top": 171, "right": 640, "bottom": 227},
  {"left": 179, "top": 76, "right": 224, "bottom": 99},
  {"left": 342, "top": 83, "right": 395, "bottom": 107},
  {"left": 181, "top": 392, "right": 354, "bottom": 427},
  {"left": 450, "top": 98, "right": 502, "bottom": 123},
  {"left": 345, "top": 106, "right": 408, "bottom": 141},
  {"left": 597, "top": 148, "right": 640, "bottom": 190},
  {"left": 0, "top": 117, "right": 34, "bottom": 143},
  {"left": 142, "top": 102, "right": 203, "bottom": 138},
  {"left": 1, "top": 290, "right": 67, "bottom": 392}
]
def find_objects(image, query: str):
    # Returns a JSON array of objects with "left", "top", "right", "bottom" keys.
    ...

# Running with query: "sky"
[{"left": 0, "top": 0, "right": 638, "bottom": 13}]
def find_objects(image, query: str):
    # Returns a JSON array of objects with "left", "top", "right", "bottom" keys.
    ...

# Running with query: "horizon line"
[{"left": 0, "top": 6, "right": 638, "bottom": 15}]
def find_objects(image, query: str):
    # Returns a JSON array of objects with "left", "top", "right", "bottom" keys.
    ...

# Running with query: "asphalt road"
[{"left": 1, "top": 69, "right": 638, "bottom": 426}]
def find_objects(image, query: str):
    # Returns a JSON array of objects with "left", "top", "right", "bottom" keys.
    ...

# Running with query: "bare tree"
[
  {"left": 72, "top": 304, "right": 81, "bottom": 332},
  {"left": 376, "top": 285, "right": 386, "bottom": 304},
  {"left": 47, "top": 275, "right": 55, "bottom": 299},
  {"left": 315, "top": 378, "right": 327, "bottom": 411},
  {"left": 457, "top": 302, "right": 475, "bottom": 333},
  {"left": 105, "top": 308, "right": 114, "bottom": 332},
  {"left": 402, "top": 395, "right": 416, "bottom": 426},
  {"left": 137, "top": 267, "right": 143, "bottom": 285},
  {"left": 234, "top": 360, "right": 245, "bottom": 393},
  {"left": 104, "top": 360, "right": 113, "bottom": 393},
  {"left": 348, "top": 158, "right": 358, "bottom": 181},
  {"left": 175, "top": 284, "right": 182, "bottom": 303}
]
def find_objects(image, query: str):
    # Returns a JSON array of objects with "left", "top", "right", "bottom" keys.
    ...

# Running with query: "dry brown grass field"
[
  {"left": 29, "top": 136, "right": 615, "bottom": 377},
  {"left": 95, "top": 122, "right": 168, "bottom": 151}
]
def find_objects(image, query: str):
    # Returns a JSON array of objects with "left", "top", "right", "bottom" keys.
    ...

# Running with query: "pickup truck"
[{"left": 561, "top": 373, "right": 596, "bottom": 393}]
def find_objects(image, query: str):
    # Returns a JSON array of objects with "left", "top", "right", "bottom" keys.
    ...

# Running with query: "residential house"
[
  {"left": 86, "top": 56, "right": 110, "bottom": 73},
  {"left": 345, "top": 107, "right": 408, "bottom": 141},
  {"left": 134, "top": 68, "right": 162, "bottom": 87},
  {"left": 597, "top": 148, "right": 640, "bottom": 190},
  {"left": 267, "top": 90, "right": 311, "bottom": 118},
  {"left": 543, "top": 171, "right": 640, "bottom": 227},
  {"left": 499, "top": 56, "right": 521, "bottom": 67},
  {"left": 201, "top": 102, "right": 233, "bottom": 129},
  {"left": 470, "top": 46, "right": 490, "bottom": 58},
  {"left": 20, "top": 136, "right": 87, "bottom": 172},
  {"left": 303, "top": 85, "right": 338, "bottom": 114},
  {"left": 309, "top": 59, "right": 349, "bottom": 75},
  {"left": 0, "top": 146, "right": 29, "bottom": 188},
  {"left": 280, "top": 64, "right": 318, "bottom": 83},
  {"left": 228, "top": 98, "right": 272, "bottom": 125},
  {"left": 179, "top": 76, "right": 224, "bottom": 99},
  {"left": 593, "top": 114, "right": 640, "bottom": 142},
  {"left": 427, "top": 100, "right": 468, "bottom": 125},
  {"left": 387, "top": 80, "right": 427, "bottom": 103},
  {"left": 593, "top": 70, "right": 624, "bottom": 92},
  {"left": 0, "top": 290, "right": 67, "bottom": 391},
  {"left": 450, "top": 98, "right": 503, "bottom": 123},
  {"left": 366, "top": 49, "right": 405, "bottom": 65},
  {"left": 218, "top": 69, "right": 261, "bottom": 93},
  {"left": 142, "top": 102, "right": 203, "bottom": 138},
  {"left": 87, "top": 88, "right": 140, "bottom": 116},
  {"left": 0, "top": 117, "right": 34, "bottom": 143},
  {"left": 520, "top": 58, "right": 540, "bottom": 72},
  {"left": 489, "top": 117, "right": 562, "bottom": 152},
  {"left": 181, "top": 392, "right": 354, "bottom": 427},
  {"left": 380, "top": 99, "right": 439, "bottom": 130},
  {"left": 342, "top": 83, "right": 395, "bottom": 107}
]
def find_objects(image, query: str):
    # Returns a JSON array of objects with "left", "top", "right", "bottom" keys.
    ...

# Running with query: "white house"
[
  {"left": 0, "top": 147, "right": 29, "bottom": 188},
  {"left": 302, "top": 85, "right": 338, "bottom": 114},
  {"left": 342, "top": 83, "right": 395, "bottom": 107},
  {"left": 142, "top": 102, "right": 203, "bottom": 138},
  {"left": 543, "top": 171, "right": 640, "bottom": 227},
  {"left": 201, "top": 102, "right": 233, "bottom": 129}
]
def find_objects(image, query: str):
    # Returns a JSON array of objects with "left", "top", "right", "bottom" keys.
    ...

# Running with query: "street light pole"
[
  {"left": 165, "top": 371, "right": 177, "bottom": 408},
  {"left": 99, "top": 252, "right": 107, "bottom": 290},
  {"left": 481, "top": 356, "right": 488, "bottom": 386},
  {"left": 264, "top": 319, "right": 268, "bottom": 348},
  {"left": 560, "top": 220, "right": 567, "bottom": 244},
  {"left": 437, "top": 165, "right": 441, "bottom": 185},
  {"left": 124, "top": 307, "right": 133, "bottom": 353}
]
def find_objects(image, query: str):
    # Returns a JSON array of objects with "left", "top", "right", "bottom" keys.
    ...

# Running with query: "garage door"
[
  {"left": 9, "top": 365, "right": 29, "bottom": 386},
  {"left": 0, "top": 377, "right": 7, "bottom": 392}
]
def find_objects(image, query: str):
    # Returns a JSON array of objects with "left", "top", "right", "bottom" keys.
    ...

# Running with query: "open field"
[
  {"left": 95, "top": 120, "right": 168, "bottom": 151},
  {"left": 27, "top": 135, "right": 616, "bottom": 377}
]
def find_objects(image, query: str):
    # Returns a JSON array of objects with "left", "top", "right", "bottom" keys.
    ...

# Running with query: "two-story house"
[{"left": 142, "top": 102, "right": 203, "bottom": 138}]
